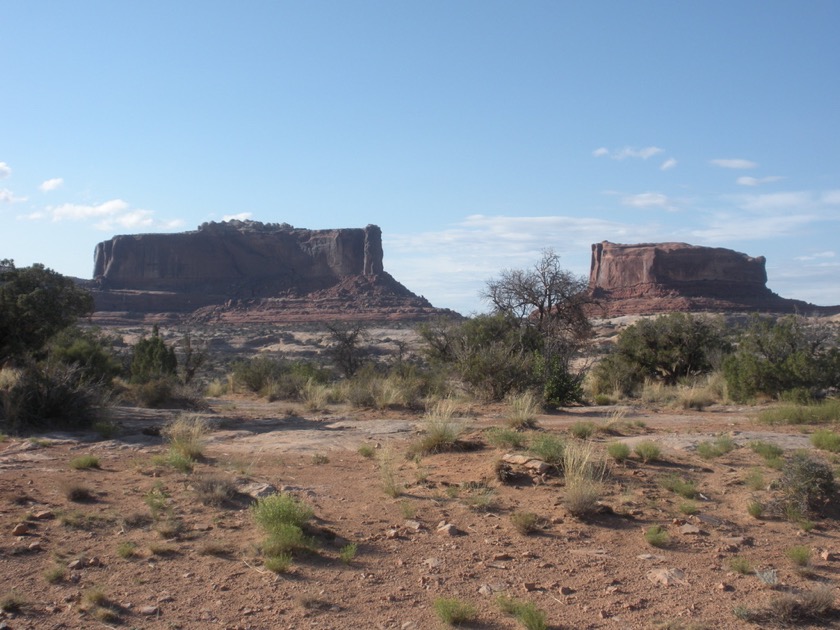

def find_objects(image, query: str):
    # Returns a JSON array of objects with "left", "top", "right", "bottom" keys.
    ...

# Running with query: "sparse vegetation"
[
  {"left": 810, "top": 429, "right": 840, "bottom": 452},
  {"left": 506, "top": 390, "right": 540, "bottom": 429},
  {"left": 569, "top": 420, "right": 597, "bottom": 439},
  {"left": 408, "top": 399, "right": 463, "bottom": 456},
  {"left": 562, "top": 439, "right": 607, "bottom": 517},
  {"left": 433, "top": 597, "right": 477, "bottom": 626},
  {"left": 528, "top": 433, "right": 565, "bottom": 469},
  {"left": 634, "top": 440, "right": 662, "bottom": 463},
  {"left": 162, "top": 414, "right": 208, "bottom": 460},
  {"left": 734, "top": 586, "right": 835, "bottom": 624},
  {"left": 747, "top": 500, "right": 764, "bottom": 518},
  {"left": 607, "top": 441, "right": 631, "bottom": 462},
  {"left": 696, "top": 435, "right": 735, "bottom": 459},
  {"left": 510, "top": 511, "right": 542, "bottom": 535},
  {"left": 786, "top": 545, "right": 812, "bottom": 568},
  {"left": 659, "top": 474, "right": 698, "bottom": 499},
  {"left": 645, "top": 525, "right": 669, "bottom": 547},
  {"left": 486, "top": 427, "right": 527, "bottom": 449},
  {"left": 730, "top": 556, "right": 753, "bottom": 575},
  {"left": 193, "top": 475, "right": 237, "bottom": 506},
  {"left": 69, "top": 454, "right": 101, "bottom": 470},
  {"left": 0, "top": 591, "right": 26, "bottom": 613},
  {"left": 339, "top": 542, "right": 358, "bottom": 564},
  {"left": 497, "top": 595, "right": 548, "bottom": 630},
  {"left": 358, "top": 443, "right": 376, "bottom": 458}
]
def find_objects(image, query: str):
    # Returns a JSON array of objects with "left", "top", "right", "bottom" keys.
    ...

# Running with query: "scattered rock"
[
  {"left": 423, "top": 558, "right": 441, "bottom": 570},
  {"left": 33, "top": 510, "right": 54, "bottom": 520},
  {"left": 559, "top": 586, "right": 575, "bottom": 595},
  {"left": 139, "top": 605, "right": 160, "bottom": 615},
  {"left": 436, "top": 523, "right": 459, "bottom": 536},
  {"left": 819, "top": 549, "right": 835, "bottom": 562},
  {"left": 646, "top": 568, "right": 687, "bottom": 587},
  {"left": 11, "top": 522, "right": 29, "bottom": 536},
  {"left": 679, "top": 524, "right": 702, "bottom": 535},
  {"left": 404, "top": 520, "right": 423, "bottom": 532},
  {"left": 238, "top": 482, "right": 277, "bottom": 499},
  {"left": 716, "top": 583, "right": 733, "bottom": 592},
  {"left": 68, "top": 559, "right": 85, "bottom": 570}
]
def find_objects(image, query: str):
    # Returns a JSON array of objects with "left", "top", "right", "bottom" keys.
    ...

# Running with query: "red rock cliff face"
[
  {"left": 588, "top": 241, "right": 835, "bottom": 316},
  {"left": 94, "top": 221, "right": 385, "bottom": 295}
]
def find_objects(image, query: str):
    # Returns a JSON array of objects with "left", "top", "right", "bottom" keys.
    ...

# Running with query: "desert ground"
[{"left": 1, "top": 323, "right": 839, "bottom": 630}]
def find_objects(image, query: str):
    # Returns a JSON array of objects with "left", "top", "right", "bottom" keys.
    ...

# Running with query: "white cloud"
[
  {"left": 51, "top": 199, "right": 130, "bottom": 221},
  {"left": 710, "top": 158, "right": 758, "bottom": 169},
  {"left": 593, "top": 146, "right": 664, "bottom": 160},
  {"left": 39, "top": 177, "right": 64, "bottom": 192},
  {"left": 0, "top": 188, "right": 28, "bottom": 203},
  {"left": 820, "top": 190, "right": 840, "bottom": 205},
  {"left": 223, "top": 212, "right": 253, "bottom": 221},
  {"left": 734, "top": 191, "right": 813, "bottom": 212},
  {"left": 621, "top": 192, "right": 676, "bottom": 211},
  {"left": 0, "top": 162, "right": 10, "bottom": 179},
  {"left": 795, "top": 251, "right": 835, "bottom": 261},
  {"left": 689, "top": 213, "right": 818, "bottom": 242},
  {"left": 21, "top": 197, "right": 184, "bottom": 233},
  {"left": 736, "top": 175, "right": 783, "bottom": 186},
  {"left": 660, "top": 158, "right": 677, "bottom": 171}
]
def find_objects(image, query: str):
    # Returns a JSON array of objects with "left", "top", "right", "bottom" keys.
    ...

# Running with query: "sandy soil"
[{"left": 2, "top": 399, "right": 839, "bottom": 630}]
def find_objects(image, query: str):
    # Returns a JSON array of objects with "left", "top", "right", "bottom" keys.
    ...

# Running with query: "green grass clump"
[
  {"left": 659, "top": 474, "right": 699, "bottom": 499},
  {"left": 252, "top": 493, "right": 314, "bottom": 533},
  {"left": 510, "top": 511, "right": 542, "bottom": 535},
  {"left": 116, "top": 541, "right": 138, "bottom": 559},
  {"left": 497, "top": 595, "right": 548, "bottom": 630},
  {"left": 745, "top": 468, "right": 766, "bottom": 491},
  {"left": 562, "top": 439, "right": 607, "bottom": 517},
  {"left": 43, "top": 563, "right": 65, "bottom": 584},
  {"left": 747, "top": 500, "right": 764, "bottom": 518},
  {"left": 69, "top": 454, "right": 100, "bottom": 470},
  {"left": 757, "top": 400, "right": 840, "bottom": 425},
  {"left": 607, "top": 441, "right": 631, "bottom": 462},
  {"left": 679, "top": 501, "right": 699, "bottom": 515},
  {"left": 810, "top": 429, "right": 840, "bottom": 453},
  {"left": 786, "top": 545, "right": 812, "bottom": 568},
  {"left": 696, "top": 435, "right": 735, "bottom": 459},
  {"left": 634, "top": 440, "right": 662, "bottom": 463},
  {"left": 506, "top": 391, "right": 540, "bottom": 429},
  {"left": 311, "top": 453, "right": 329, "bottom": 465},
  {"left": 749, "top": 440, "right": 784, "bottom": 461},
  {"left": 528, "top": 434, "right": 565, "bottom": 469},
  {"left": 409, "top": 400, "right": 463, "bottom": 456},
  {"left": 357, "top": 443, "right": 376, "bottom": 458},
  {"left": 486, "top": 427, "right": 527, "bottom": 449},
  {"left": 193, "top": 475, "right": 237, "bottom": 507},
  {"left": 569, "top": 421, "right": 597, "bottom": 439},
  {"left": 263, "top": 552, "right": 293, "bottom": 573},
  {"left": 339, "top": 543, "right": 358, "bottom": 564},
  {"left": 645, "top": 525, "right": 669, "bottom": 547},
  {"left": 162, "top": 414, "right": 208, "bottom": 460},
  {"left": 433, "top": 597, "right": 477, "bottom": 626},
  {"left": 730, "top": 556, "right": 753, "bottom": 575},
  {"left": 0, "top": 591, "right": 26, "bottom": 613}
]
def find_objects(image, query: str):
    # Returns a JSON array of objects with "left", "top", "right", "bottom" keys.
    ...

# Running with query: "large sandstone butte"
[
  {"left": 89, "top": 220, "right": 454, "bottom": 323},
  {"left": 589, "top": 241, "right": 839, "bottom": 316}
]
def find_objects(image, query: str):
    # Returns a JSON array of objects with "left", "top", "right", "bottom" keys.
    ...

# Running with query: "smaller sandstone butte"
[
  {"left": 89, "top": 221, "right": 454, "bottom": 323},
  {"left": 588, "top": 241, "right": 838, "bottom": 316}
]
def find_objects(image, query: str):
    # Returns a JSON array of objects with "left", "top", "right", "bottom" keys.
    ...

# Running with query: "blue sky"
[{"left": 2, "top": 1, "right": 839, "bottom": 315}]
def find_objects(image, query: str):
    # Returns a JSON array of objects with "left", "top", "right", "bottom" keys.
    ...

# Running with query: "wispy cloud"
[
  {"left": 710, "top": 158, "right": 757, "bottom": 169},
  {"left": 0, "top": 162, "right": 10, "bottom": 179},
  {"left": 21, "top": 198, "right": 184, "bottom": 233},
  {"left": 39, "top": 177, "right": 64, "bottom": 192},
  {"left": 660, "top": 158, "right": 677, "bottom": 171},
  {"left": 795, "top": 251, "right": 835, "bottom": 261},
  {"left": 593, "top": 146, "right": 664, "bottom": 160},
  {"left": 621, "top": 192, "right": 676, "bottom": 211},
  {"left": 0, "top": 188, "right": 28, "bottom": 203},
  {"left": 689, "top": 213, "right": 819, "bottom": 242},
  {"left": 223, "top": 212, "right": 253, "bottom": 221},
  {"left": 736, "top": 175, "right": 783, "bottom": 186}
]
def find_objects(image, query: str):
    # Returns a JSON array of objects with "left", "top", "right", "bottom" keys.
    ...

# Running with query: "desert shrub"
[
  {"left": 528, "top": 433, "right": 565, "bottom": 470},
  {"left": 645, "top": 525, "right": 670, "bottom": 547},
  {"left": 757, "top": 399, "right": 840, "bottom": 425},
  {"left": 339, "top": 542, "right": 358, "bottom": 564},
  {"left": 634, "top": 440, "right": 662, "bottom": 463},
  {"left": 535, "top": 351, "right": 584, "bottom": 408},
  {"left": 590, "top": 313, "right": 730, "bottom": 396},
  {"left": 263, "top": 552, "right": 293, "bottom": 573},
  {"left": 811, "top": 429, "right": 840, "bottom": 452},
  {"left": 660, "top": 474, "right": 698, "bottom": 499},
  {"left": 786, "top": 545, "right": 812, "bottom": 568},
  {"left": 747, "top": 500, "right": 764, "bottom": 518},
  {"left": 69, "top": 454, "right": 100, "bottom": 470},
  {"left": 47, "top": 326, "right": 122, "bottom": 385},
  {"left": 510, "top": 511, "right": 542, "bottom": 535},
  {"left": 433, "top": 597, "right": 477, "bottom": 626},
  {"left": 730, "top": 556, "right": 753, "bottom": 575},
  {"left": 723, "top": 315, "right": 840, "bottom": 402},
  {"left": 193, "top": 475, "right": 236, "bottom": 506},
  {"left": 162, "top": 414, "right": 208, "bottom": 459},
  {"left": 408, "top": 399, "right": 463, "bottom": 456},
  {"left": 130, "top": 326, "right": 177, "bottom": 384},
  {"left": 379, "top": 450, "right": 402, "bottom": 498},
  {"left": 777, "top": 451, "right": 836, "bottom": 517},
  {"left": 607, "top": 441, "right": 631, "bottom": 462},
  {"left": 486, "top": 427, "right": 527, "bottom": 449},
  {"left": 679, "top": 501, "right": 699, "bottom": 515},
  {"left": 569, "top": 421, "right": 596, "bottom": 439},
  {"left": 562, "top": 440, "right": 607, "bottom": 517},
  {"left": 1, "top": 362, "right": 104, "bottom": 434},
  {"left": 749, "top": 440, "right": 784, "bottom": 460},
  {"left": 497, "top": 596, "right": 548, "bottom": 630},
  {"left": 252, "top": 493, "right": 314, "bottom": 533},
  {"left": 696, "top": 435, "right": 735, "bottom": 459},
  {"left": 506, "top": 390, "right": 540, "bottom": 429},
  {"left": 358, "top": 443, "right": 376, "bottom": 458}
]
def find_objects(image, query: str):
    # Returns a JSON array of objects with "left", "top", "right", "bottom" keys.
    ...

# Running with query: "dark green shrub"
[
  {"left": 47, "top": 327, "right": 122, "bottom": 384},
  {"left": 591, "top": 313, "right": 730, "bottom": 396},
  {"left": 130, "top": 326, "right": 177, "bottom": 384},
  {"left": 723, "top": 315, "right": 840, "bottom": 402},
  {"left": 1, "top": 362, "right": 102, "bottom": 434},
  {"left": 779, "top": 452, "right": 836, "bottom": 517}
]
